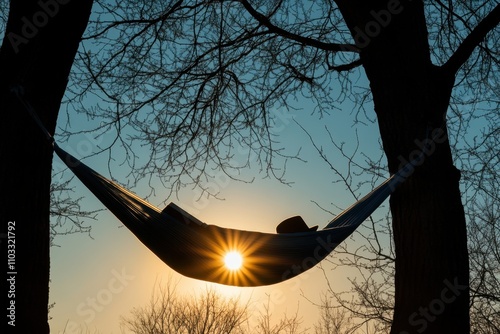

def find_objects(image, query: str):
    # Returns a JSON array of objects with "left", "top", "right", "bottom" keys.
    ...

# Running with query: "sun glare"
[{"left": 224, "top": 251, "right": 243, "bottom": 271}]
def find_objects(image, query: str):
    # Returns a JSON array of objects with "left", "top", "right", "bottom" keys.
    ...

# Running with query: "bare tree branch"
[
  {"left": 238, "top": 0, "right": 359, "bottom": 53},
  {"left": 443, "top": 2, "right": 500, "bottom": 75},
  {"left": 327, "top": 58, "right": 362, "bottom": 72}
]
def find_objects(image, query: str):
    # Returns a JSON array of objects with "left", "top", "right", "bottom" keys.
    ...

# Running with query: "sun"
[{"left": 224, "top": 251, "right": 243, "bottom": 271}]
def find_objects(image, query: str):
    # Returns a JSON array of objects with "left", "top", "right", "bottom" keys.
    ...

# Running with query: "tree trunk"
[
  {"left": 0, "top": 1, "right": 93, "bottom": 332},
  {"left": 336, "top": 1, "right": 470, "bottom": 332}
]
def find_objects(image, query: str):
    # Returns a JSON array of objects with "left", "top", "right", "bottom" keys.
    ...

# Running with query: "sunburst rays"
[{"left": 196, "top": 226, "right": 276, "bottom": 286}]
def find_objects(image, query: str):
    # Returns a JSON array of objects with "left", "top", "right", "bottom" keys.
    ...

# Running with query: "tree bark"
[
  {"left": 0, "top": 1, "right": 93, "bottom": 332},
  {"left": 335, "top": 0, "right": 470, "bottom": 332}
]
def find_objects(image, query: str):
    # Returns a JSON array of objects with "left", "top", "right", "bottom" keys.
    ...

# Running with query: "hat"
[{"left": 276, "top": 216, "right": 318, "bottom": 234}]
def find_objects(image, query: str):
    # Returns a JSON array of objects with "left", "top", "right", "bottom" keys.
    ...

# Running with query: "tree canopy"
[
  {"left": 65, "top": 0, "right": 498, "bottom": 191},
  {"left": 1, "top": 0, "right": 499, "bottom": 333}
]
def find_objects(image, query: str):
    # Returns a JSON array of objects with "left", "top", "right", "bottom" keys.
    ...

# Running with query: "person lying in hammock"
[
  {"left": 161, "top": 203, "right": 207, "bottom": 228},
  {"left": 276, "top": 216, "right": 318, "bottom": 234},
  {"left": 163, "top": 202, "right": 317, "bottom": 234}
]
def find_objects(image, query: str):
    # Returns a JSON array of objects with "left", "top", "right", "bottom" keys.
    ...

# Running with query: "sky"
[
  {"left": 1, "top": 2, "right": 495, "bottom": 333},
  {"left": 47, "top": 89, "right": 389, "bottom": 333},
  {"left": 0, "top": 2, "right": 398, "bottom": 332},
  {"left": 0, "top": 3, "right": 390, "bottom": 332}
]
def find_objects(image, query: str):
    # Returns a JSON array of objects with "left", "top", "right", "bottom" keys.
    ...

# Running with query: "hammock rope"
[{"left": 13, "top": 87, "right": 423, "bottom": 287}]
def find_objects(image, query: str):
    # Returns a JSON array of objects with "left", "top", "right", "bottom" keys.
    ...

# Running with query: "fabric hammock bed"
[{"left": 18, "top": 90, "right": 412, "bottom": 287}]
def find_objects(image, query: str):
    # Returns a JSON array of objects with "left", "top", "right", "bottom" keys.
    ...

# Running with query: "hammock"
[
  {"left": 17, "top": 89, "right": 412, "bottom": 287},
  {"left": 52, "top": 143, "right": 409, "bottom": 287}
]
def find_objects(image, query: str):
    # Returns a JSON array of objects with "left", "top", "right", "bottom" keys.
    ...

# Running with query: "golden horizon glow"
[{"left": 224, "top": 251, "right": 243, "bottom": 271}]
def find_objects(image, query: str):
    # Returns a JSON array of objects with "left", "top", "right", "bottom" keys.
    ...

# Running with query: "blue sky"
[
  {"left": 48, "top": 81, "right": 390, "bottom": 333},
  {"left": 1, "top": 1, "right": 495, "bottom": 333}
]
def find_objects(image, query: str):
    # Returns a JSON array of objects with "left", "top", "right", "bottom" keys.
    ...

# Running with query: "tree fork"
[{"left": 335, "top": 0, "right": 470, "bottom": 332}]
